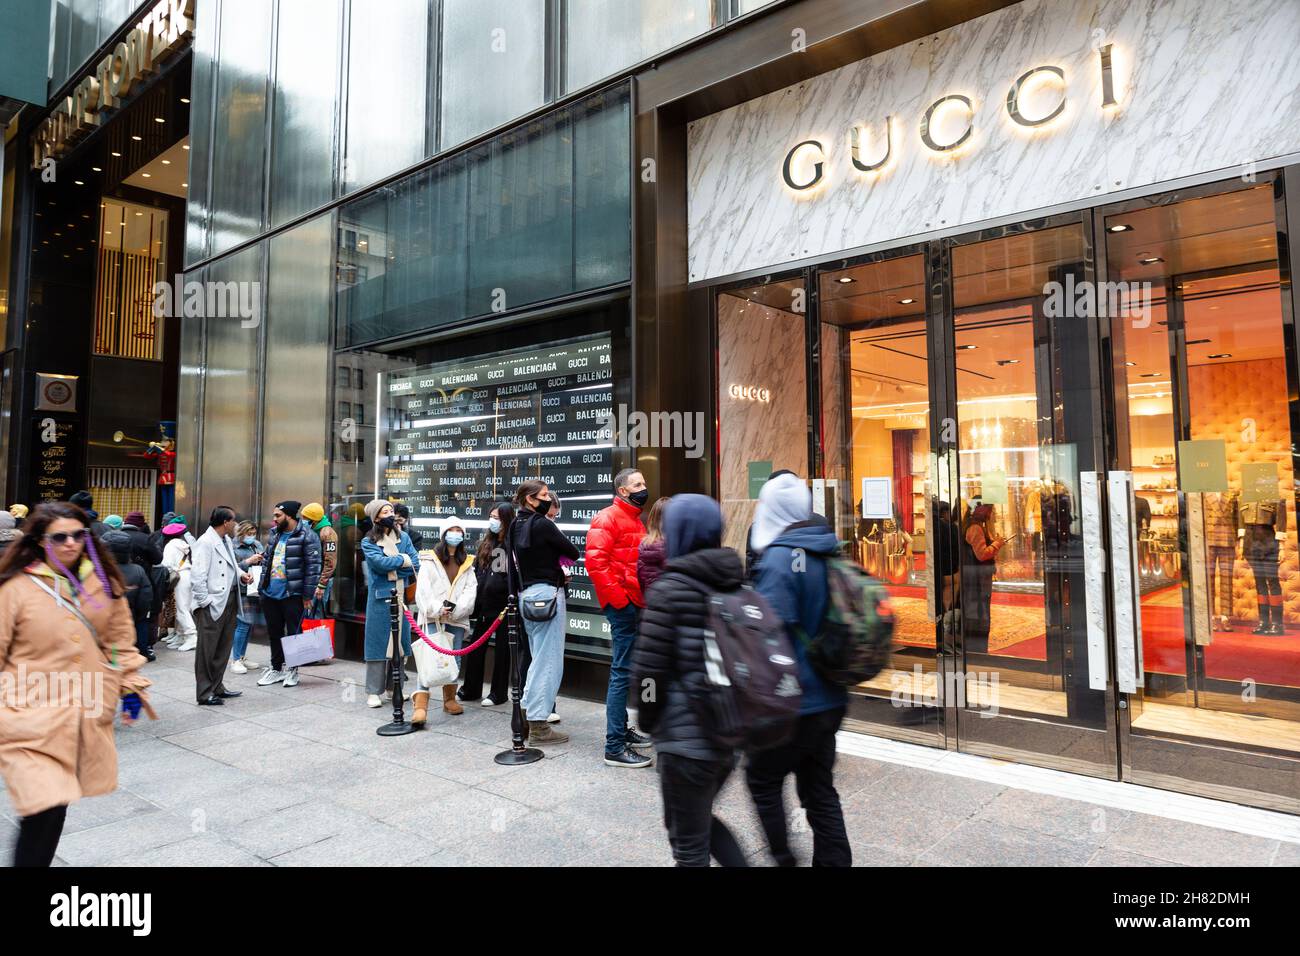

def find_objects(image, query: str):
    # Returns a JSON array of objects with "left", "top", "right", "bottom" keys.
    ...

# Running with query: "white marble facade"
[{"left": 687, "top": 0, "right": 1300, "bottom": 282}]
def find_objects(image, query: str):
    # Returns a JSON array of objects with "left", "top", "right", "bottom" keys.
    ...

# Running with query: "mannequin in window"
[
  {"left": 1203, "top": 490, "right": 1240, "bottom": 631},
  {"left": 961, "top": 502, "right": 1006, "bottom": 655},
  {"left": 1241, "top": 496, "right": 1287, "bottom": 635}
]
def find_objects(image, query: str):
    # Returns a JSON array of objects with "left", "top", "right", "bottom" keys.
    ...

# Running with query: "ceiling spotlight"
[
  {"left": 1208, "top": 352, "right": 1232, "bottom": 359},
  {"left": 899, "top": 297, "right": 916, "bottom": 304},
  {"left": 135, "top": 212, "right": 143, "bottom": 217},
  {"left": 1138, "top": 255, "right": 1164, "bottom": 265},
  {"left": 837, "top": 276, "right": 854, "bottom": 284},
  {"left": 996, "top": 359, "right": 1020, "bottom": 366},
  {"left": 180, "top": 97, "right": 190, "bottom": 104},
  {"left": 1107, "top": 224, "right": 1133, "bottom": 232},
  {"left": 111, "top": 151, "right": 121, "bottom": 157},
  {"left": 182, "top": 144, "right": 190, "bottom": 150},
  {"left": 131, "top": 134, "right": 142, "bottom": 141},
  {"left": 91, "top": 166, "right": 102, "bottom": 172},
  {"left": 1124, "top": 361, "right": 1137, "bottom": 367},
  {"left": 142, "top": 173, "right": 151, "bottom": 178},
  {"left": 154, "top": 117, "right": 165, "bottom": 123},
  {"left": 73, "top": 180, "right": 84, "bottom": 185},
  {"left": 957, "top": 344, "right": 977, "bottom": 350},
  {"left": 161, "top": 159, "right": 171, "bottom": 165},
  {"left": 181, "top": 182, "right": 188, "bottom": 188}
]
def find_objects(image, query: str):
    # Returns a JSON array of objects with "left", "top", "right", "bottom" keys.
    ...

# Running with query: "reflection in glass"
[
  {"left": 269, "top": 0, "right": 342, "bottom": 227},
  {"left": 564, "top": 0, "right": 714, "bottom": 92},
  {"left": 439, "top": 0, "right": 545, "bottom": 149}
]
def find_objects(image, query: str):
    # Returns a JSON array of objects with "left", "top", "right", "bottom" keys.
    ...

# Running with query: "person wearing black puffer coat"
[
  {"left": 102, "top": 529, "right": 155, "bottom": 661},
  {"left": 634, "top": 493, "right": 748, "bottom": 868}
]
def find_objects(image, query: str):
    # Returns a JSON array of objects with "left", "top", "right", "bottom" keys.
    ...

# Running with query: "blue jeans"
[
  {"left": 603, "top": 602, "right": 641, "bottom": 756},
  {"left": 232, "top": 618, "right": 251, "bottom": 661},
  {"left": 520, "top": 583, "right": 565, "bottom": 721}
]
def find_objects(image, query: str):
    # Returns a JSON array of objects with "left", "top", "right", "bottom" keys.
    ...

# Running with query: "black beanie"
[
  {"left": 276, "top": 500, "right": 302, "bottom": 519},
  {"left": 70, "top": 490, "right": 94, "bottom": 510}
]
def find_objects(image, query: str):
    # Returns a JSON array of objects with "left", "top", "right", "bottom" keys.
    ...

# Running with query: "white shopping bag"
[
  {"left": 282, "top": 623, "right": 334, "bottom": 667},
  {"left": 412, "top": 624, "right": 459, "bottom": 688}
]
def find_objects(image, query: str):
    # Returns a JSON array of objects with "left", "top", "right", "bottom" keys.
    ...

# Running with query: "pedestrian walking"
[
  {"left": 634, "top": 494, "right": 748, "bottom": 866},
  {"left": 231, "top": 520, "right": 264, "bottom": 674},
  {"left": 506, "top": 480, "right": 578, "bottom": 746},
  {"left": 102, "top": 528, "right": 154, "bottom": 662},
  {"left": 191, "top": 506, "right": 251, "bottom": 706},
  {"left": 360, "top": 499, "right": 419, "bottom": 707},
  {"left": 746, "top": 472, "right": 852, "bottom": 867},
  {"left": 637, "top": 496, "right": 670, "bottom": 593},
  {"left": 160, "top": 520, "right": 197, "bottom": 652},
  {"left": 459, "top": 503, "right": 513, "bottom": 707},
  {"left": 255, "top": 500, "right": 322, "bottom": 688},
  {"left": 413, "top": 515, "right": 477, "bottom": 725},
  {"left": 0, "top": 502, "right": 153, "bottom": 866},
  {"left": 586, "top": 468, "right": 654, "bottom": 767}
]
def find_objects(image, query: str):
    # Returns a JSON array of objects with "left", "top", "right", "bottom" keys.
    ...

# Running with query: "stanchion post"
[
  {"left": 377, "top": 592, "right": 417, "bottom": 736},
  {"left": 495, "top": 593, "right": 542, "bottom": 765}
]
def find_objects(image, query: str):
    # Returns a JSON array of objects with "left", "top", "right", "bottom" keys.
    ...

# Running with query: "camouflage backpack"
[{"left": 806, "top": 556, "right": 895, "bottom": 685}]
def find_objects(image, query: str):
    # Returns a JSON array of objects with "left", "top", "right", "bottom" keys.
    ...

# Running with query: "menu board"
[{"left": 379, "top": 334, "right": 615, "bottom": 653}]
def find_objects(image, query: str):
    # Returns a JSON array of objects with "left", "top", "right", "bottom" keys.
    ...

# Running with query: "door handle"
[
  {"left": 1107, "top": 471, "right": 1143, "bottom": 693},
  {"left": 1080, "top": 472, "right": 1109, "bottom": 692}
]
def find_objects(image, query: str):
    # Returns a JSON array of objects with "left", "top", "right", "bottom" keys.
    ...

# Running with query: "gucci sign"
[
  {"left": 729, "top": 384, "right": 771, "bottom": 403},
  {"left": 781, "top": 47, "right": 1120, "bottom": 191}
]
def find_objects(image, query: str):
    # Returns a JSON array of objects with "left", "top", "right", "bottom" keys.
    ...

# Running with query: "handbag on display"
[{"left": 412, "top": 622, "right": 459, "bottom": 687}]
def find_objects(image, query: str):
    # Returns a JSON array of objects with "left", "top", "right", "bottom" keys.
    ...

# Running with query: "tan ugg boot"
[
  {"left": 442, "top": 683, "right": 463, "bottom": 715},
  {"left": 411, "top": 691, "right": 429, "bottom": 727},
  {"left": 528, "top": 720, "right": 570, "bottom": 746}
]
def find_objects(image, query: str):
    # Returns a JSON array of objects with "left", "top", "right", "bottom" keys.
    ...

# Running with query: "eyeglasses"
[{"left": 45, "top": 529, "right": 88, "bottom": 545}]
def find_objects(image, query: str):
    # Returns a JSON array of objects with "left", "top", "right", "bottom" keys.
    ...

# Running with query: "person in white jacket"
[
  {"left": 161, "top": 521, "right": 198, "bottom": 652},
  {"left": 413, "top": 515, "right": 477, "bottom": 726}
]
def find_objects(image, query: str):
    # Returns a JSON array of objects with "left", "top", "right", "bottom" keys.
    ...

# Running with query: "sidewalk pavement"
[{"left": 2, "top": 641, "right": 1297, "bottom": 867}]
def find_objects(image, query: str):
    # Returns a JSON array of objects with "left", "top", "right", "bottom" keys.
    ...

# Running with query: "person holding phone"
[
  {"left": 413, "top": 515, "right": 477, "bottom": 725},
  {"left": 961, "top": 502, "right": 1007, "bottom": 655}
]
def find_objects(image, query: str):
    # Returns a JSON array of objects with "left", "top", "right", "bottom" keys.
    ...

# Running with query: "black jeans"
[
  {"left": 14, "top": 805, "right": 67, "bottom": 867},
  {"left": 459, "top": 613, "right": 510, "bottom": 703},
  {"left": 745, "top": 705, "right": 852, "bottom": 867},
  {"left": 263, "top": 596, "right": 305, "bottom": 671},
  {"left": 658, "top": 752, "right": 748, "bottom": 867}
]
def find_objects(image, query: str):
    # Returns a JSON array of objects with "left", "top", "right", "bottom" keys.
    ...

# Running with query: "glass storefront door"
[{"left": 1102, "top": 178, "right": 1300, "bottom": 812}]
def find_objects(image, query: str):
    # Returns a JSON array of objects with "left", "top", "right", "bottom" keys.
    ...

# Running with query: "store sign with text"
[{"left": 31, "top": 0, "right": 193, "bottom": 168}]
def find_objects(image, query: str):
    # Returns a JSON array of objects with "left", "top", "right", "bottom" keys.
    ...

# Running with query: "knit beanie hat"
[
  {"left": 104, "top": 514, "right": 124, "bottom": 530},
  {"left": 301, "top": 502, "right": 325, "bottom": 524},
  {"left": 276, "top": 500, "right": 302, "bottom": 519},
  {"left": 364, "top": 499, "right": 388, "bottom": 522},
  {"left": 439, "top": 514, "right": 462, "bottom": 538},
  {"left": 125, "top": 510, "right": 145, "bottom": 526},
  {"left": 70, "top": 491, "right": 94, "bottom": 510}
]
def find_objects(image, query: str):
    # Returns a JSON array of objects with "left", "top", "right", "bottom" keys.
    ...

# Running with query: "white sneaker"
[
  {"left": 257, "top": 667, "right": 286, "bottom": 686},
  {"left": 178, "top": 637, "right": 198, "bottom": 652},
  {"left": 547, "top": 711, "right": 561, "bottom": 724},
  {"left": 382, "top": 689, "right": 392, "bottom": 701},
  {"left": 282, "top": 667, "right": 300, "bottom": 688},
  {"left": 481, "top": 696, "right": 500, "bottom": 707},
  {"left": 231, "top": 659, "right": 248, "bottom": 675},
  {"left": 243, "top": 658, "right": 260, "bottom": 668},
  {"left": 367, "top": 694, "right": 383, "bottom": 708}
]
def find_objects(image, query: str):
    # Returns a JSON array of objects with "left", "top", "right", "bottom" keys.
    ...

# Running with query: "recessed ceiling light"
[
  {"left": 135, "top": 212, "right": 143, "bottom": 217},
  {"left": 142, "top": 173, "right": 151, "bottom": 178},
  {"left": 161, "top": 159, "right": 171, "bottom": 165},
  {"left": 105, "top": 230, "right": 111, "bottom": 235},
  {"left": 182, "top": 144, "right": 190, "bottom": 151},
  {"left": 996, "top": 359, "right": 1020, "bottom": 366},
  {"left": 181, "top": 182, "right": 188, "bottom": 188},
  {"left": 899, "top": 297, "right": 916, "bottom": 304},
  {"left": 1124, "top": 361, "right": 1137, "bottom": 367},
  {"left": 131, "top": 135, "right": 142, "bottom": 141},
  {"left": 1140, "top": 372, "right": 1159, "bottom": 377},
  {"left": 111, "top": 151, "right": 121, "bottom": 157},
  {"left": 1139, "top": 255, "right": 1164, "bottom": 265},
  {"left": 957, "top": 344, "right": 977, "bottom": 350},
  {"left": 91, "top": 166, "right": 102, "bottom": 172},
  {"left": 154, "top": 117, "right": 165, "bottom": 123},
  {"left": 1107, "top": 224, "right": 1132, "bottom": 232},
  {"left": 180, "top": 98, "right": 190, "bottom": 104},
  {"left": 837, "top": 276, "right": 854, "bottom": 284},
  {"left": 74, "top": 180, "right": 84, "bottom": 185},
  {"left": 1208, "top": 352, "right": 1232, "bottom": 359}
]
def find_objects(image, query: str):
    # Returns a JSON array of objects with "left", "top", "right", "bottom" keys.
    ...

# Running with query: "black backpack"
[
  {"left": 696, "top": 586, "right": 803, "bottom": 751},
  {"left": 804, "top": 556, "right": 895, "bottom": 685}
]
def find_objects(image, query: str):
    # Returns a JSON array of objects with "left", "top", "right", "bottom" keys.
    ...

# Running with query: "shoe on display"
[
  {"left": 625, "top": 728, "right": 653, "bottom": 752},
  {"left": 231, "top": 659, "right": 248, "bottom": 675},
  {"left": 282, "top": 667, "right": 300, "bottom": 688},
  {"left": 257, "top": 668, "right": 286, "bottom": 686},
  {"left": 366, "top": 694, "right": 383, "bottom": 708},
  {"left": 604, "top": 748, "right": 652, "bottom": 769}
]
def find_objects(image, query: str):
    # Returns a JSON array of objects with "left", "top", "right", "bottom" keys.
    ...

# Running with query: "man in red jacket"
[{"left": 587, "top": 467, "right": 654, "bottom": 768}]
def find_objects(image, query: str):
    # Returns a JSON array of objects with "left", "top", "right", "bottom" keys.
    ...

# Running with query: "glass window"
[
  {"left": 565, "top": 0, "right": 713, "bottom": 93},
  {"left": 94, "top": 199, "right": 167, "bottom": 360},
  {"left": 736, "top": 0, "right": 780, "bottom": 13},
  {"left": 67, "top": 0, "right": 99, "bottom": 79},
  {"left": 269, "top": 0, "right": 342, "bottom": 227},
  {"left": 342, "top": 0, "right": 430, "bottom": 193},
  {"left": 439, "top": 0, "right": 545, "bottom": 149},
  {"left": 184, "top": 0, "right": 219, "bottom": 266},
  {"left": 573, "top": 87, "right": 631, "bottom": 290},
  {"left": 261, "top": 214, "right": 334, "bottom": 525},
  {"left": 715, "top": 277, "right": 808, "bottom": 555},
  {"left": 209, "top": 0, "right": 273, "bottom": 256},
  {"left": 199, "top": 242, "right": 264, "bottom": 519}
]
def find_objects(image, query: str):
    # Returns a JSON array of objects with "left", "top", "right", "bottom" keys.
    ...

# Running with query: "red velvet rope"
[{"left": 404, "top": 608, "right": 503, "bottom": 656}]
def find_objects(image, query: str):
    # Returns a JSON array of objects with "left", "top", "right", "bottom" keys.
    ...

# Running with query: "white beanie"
[{"left": 440, "top": 514, "right": 463, "bottom": 538}]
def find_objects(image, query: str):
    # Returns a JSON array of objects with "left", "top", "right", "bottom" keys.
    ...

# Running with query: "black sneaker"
[
  {"left": 625, "top": 728, "right": 653, "bottom": 752},
  {"left": 604, "top": 748, "right": 652, "bottom": 769}
]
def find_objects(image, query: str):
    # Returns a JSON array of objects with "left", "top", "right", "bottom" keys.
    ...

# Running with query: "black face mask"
[
  {"left": 379, "top": 515, "right": 397, "bottom": 529},
  {"left": 627, "top": 489, "right": 650, "bottom": 508},
  {"left": 532, "top": 496, "right": 552, "bottom": 511}
]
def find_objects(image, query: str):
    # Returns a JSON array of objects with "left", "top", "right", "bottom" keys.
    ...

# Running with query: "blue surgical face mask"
[
  {"left": 242, "top": 536, "right": 256, "bottom": 545},
  {"left": 445, "top": 532, "right": 464, "bottom": 548},
  {"left": 487, "top": 517, "right": 501, "bottom": 533}
]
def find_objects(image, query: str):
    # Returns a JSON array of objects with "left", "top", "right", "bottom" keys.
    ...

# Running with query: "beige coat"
[{"left": 0, "top": 561, "right": 151, "bottom": 817}]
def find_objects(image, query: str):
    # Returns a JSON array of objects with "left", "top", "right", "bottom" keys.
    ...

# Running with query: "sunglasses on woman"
[{"left": 45, "top": 529, "right": 88, "bottom": 545}]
